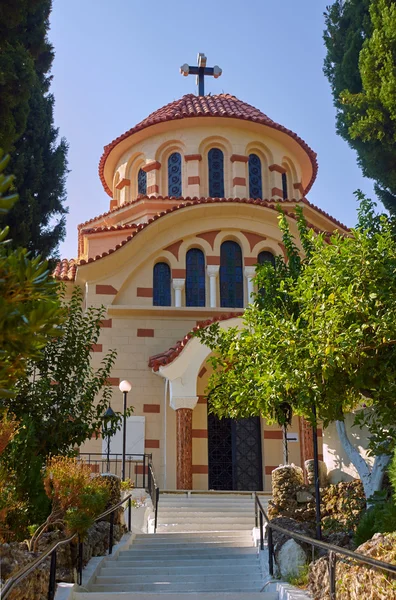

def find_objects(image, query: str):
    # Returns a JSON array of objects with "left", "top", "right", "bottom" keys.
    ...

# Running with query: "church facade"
[{"left": 55, "top": 92, "right": 349, "bottom": 491}]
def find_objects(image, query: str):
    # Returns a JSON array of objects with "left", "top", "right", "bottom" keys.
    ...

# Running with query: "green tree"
[
  {"left": 1, "top": 286, "right": 122, "bottom": 522},
  {"left": 0, "top": 150, "right": 62, "bottom": 398},
  {"left": 197, "top": 197, "right": 396, "bottom": 500},
  {"left": 0, "top": 0, "right": 68, "bottom": 257},
  {"left": 324, "top": 0, "right": 396, "bottom": 217}
]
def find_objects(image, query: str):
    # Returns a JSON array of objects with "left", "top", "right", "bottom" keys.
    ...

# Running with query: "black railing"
[
  {"left": 147, "top": 460, "right": 160, "bottom": 533},
  {"left": 254, "top": 493, "right": 396, "bottom": 600},
  {"left": 78, "top": 452, "right": 152, "bottom": 487},
  {"left": 1, "top": 494, "right": 133, "bottom": 600}
]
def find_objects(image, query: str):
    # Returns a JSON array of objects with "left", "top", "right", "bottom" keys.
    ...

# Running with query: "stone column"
[
  {"left": 244, "top": 266, "right": 256, "bottom": 304},
  {"left": 269, "top": 163, "right": 286, "bottom": 200},
  {"left": 171, "top": 396, "right": 198, "bottom": 490},
  {"left": 172, "top": 278, "right": 185, "bottom": 307},
  {"left": 207, "top": 265, "right": 219, "bottom": 307},
  {"left": 115, "top": 178, "right": 131, "bottom": 205}
]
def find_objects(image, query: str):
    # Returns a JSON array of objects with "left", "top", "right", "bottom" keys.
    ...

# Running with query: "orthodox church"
[{"left": 54, "top": 56, "right": 349, "bottom": 492}]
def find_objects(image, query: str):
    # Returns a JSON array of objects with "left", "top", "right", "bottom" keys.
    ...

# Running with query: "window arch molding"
[
  {"left": 156, "top": 140, "right": 186, "bottom": 197},
  {"left": 254, "top": 242, "right": 281, "bottom": 260},
  {"left": 245, "top": 143, "right": 272, "bottom": 199},
  {"left": 125, "top": 153, "right": 146, "bottom": 202},
  {"left": 212, "top": 231, "right": 248, "bottom": 258},
  {"left": 185, "top": 247, "right": 206, "bottom": 307},
  {"left": 153, "top": 259, "right": 172, "bottom": 306},
  {"left": 198, "top": 136, "right": 232, "bottom": 197}
]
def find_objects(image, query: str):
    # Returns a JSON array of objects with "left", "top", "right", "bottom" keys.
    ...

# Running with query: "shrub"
[{"left": 354, "top": 500, "right": 396, "bottom": 547}]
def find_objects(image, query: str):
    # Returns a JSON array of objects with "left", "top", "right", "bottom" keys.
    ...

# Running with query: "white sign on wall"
[
  {"left": 286, "top": 432, "right": 299, "bottom": 443},
  {"left": 102, "top": 416, "right": 145, "bottom": 457}
]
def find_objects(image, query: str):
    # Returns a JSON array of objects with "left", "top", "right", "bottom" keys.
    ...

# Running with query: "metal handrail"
[
  {"left": 146, "top": 460, "right": 160, "bottom": 533},
  {"left": 1, "top": 493, "right": 134, "bottom": 600},
  {"left": 254, "top": 493, "right": 396, "bottom": 599}
]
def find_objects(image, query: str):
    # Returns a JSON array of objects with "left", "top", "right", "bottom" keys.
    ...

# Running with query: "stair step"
[
  {"left": 95, "top": 574, "right": 262, "bottom": 584},
  {"left": 131, "top": 541, "right": 253, "bottom": 549},
  {"left": 113, "top": 557, "right": 259, "bottom": 567},
  {"left": 89, "top": 582, "right": 264, "bottom": 593},
  {"left": 156, "top": 524, "right": 254, "bottom": 531},
  {"left": 120, "top": 546, "right": 257, "bottom": 556},
  {"left": 99, "top": 566, "right": 261, "bottom": 577},
  {"left": 76, "top": 593, "right": 277, "bottom": 599},
  {"left": 135, "top": 531, "right": 251, "bottom": 538}
]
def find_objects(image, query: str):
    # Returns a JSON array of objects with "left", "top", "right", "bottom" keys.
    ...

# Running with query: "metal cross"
[{"left": 180, "top": 53, "right": 222, "bottom": 96}]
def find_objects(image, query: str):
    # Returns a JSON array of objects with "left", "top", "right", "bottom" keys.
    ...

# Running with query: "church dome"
[{"left": 99, "top": 93, "right": 317, "bottom": 198}]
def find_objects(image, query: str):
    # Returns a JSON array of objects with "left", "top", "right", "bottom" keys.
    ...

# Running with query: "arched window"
[
  {"left": 186, "top": 248, "right": 205, "bottom": 307},
  {"left": 138, "top": 168, "right": 147, "bottom": 195},
  {"left": 258, "top": 251, "right": 276, "bottom": 267},
  {"left": 248, "top": 154, "right": 262, "bottom": 199},
  {"left": 168, "top": 152, "right": 182, "bottom": 197},
  {"left": 153, "top": 262, "right": 171, "bottom": 306},
  {"left": 220, "top": 241, "right": 243, "bottom": 308},
  {"left": 282, "top": 172, "right": 288, "bottom": 200},
  {"left": 208, "top": 148, "right": 224, "bottom": 197}
]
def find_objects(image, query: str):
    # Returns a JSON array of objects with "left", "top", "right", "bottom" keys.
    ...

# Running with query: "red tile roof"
[
  {"left": 99, "top": 94, "right": 318, "bottom": 197},
  {"left": 58, "top": 196, "right": 349, "bottom": 281},
  {"left": 148, "top": 313, "right": 243, "bottom": 371},
  {"left": 52, "top": 258, "right": 77, "bottom": 281}
]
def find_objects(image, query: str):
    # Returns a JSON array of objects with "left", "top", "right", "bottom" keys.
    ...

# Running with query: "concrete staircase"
[{"left": 74, "top": 493, "right": 276, "bottom": 599}]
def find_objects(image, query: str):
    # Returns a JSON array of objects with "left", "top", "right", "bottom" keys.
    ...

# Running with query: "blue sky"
[{"left": 49, "top": 0, "right": 376, "bottom": 259}]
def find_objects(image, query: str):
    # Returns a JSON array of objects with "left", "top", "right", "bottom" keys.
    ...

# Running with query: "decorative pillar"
[
  {"left": 269, "top": 164, "right": 286, "bottom": 200},
  {"left": 172, "top": 278, "right": 185, "bottom": 307},
  {"left": 231, "top": 154, "right": 248, "bottom": 197},
  {"left": 244, "top": 266, "right": 256, "bottom": 304},
  {"left": 170, "top": 396, "right": 198, "bottom": 490},
  {"left": 207, "top": 265, "right": 219, "bottom": 307},
  {"left": 142, "top": 161, "right": 161, "bottom": 197},
  {"left": 185, "top": 154, "right": 202, "bottom": 197}
]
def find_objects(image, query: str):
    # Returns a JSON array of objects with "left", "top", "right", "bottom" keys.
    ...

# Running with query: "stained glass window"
[
  {"left": 220, "top": 241, "right": 243, "bottom": 308},
  {"left": 153, "top": 262, "right": 171, "bottom": 306},
  {"left": 168, "top": 152, "right": 182, "bottom": 197},
  {"left": 186, "top": 248, "right": 205, "bottom": 307},
  {"left": 258, "top": 251, "right": 275, "bottom": 267},
  {"left": 138, "top": 168, "right": 147, "bottom": 195},
  {"left": 248, "top": 154, "right": 262, "bottom": 199},
  {"left": 282, "top": 172, "right": 288, "bottom": 200},
  {"left": 208, "top": 148, "right": 225, "bottom": 197}
]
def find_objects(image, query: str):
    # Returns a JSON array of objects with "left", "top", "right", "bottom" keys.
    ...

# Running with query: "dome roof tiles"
[{"left": 99, "top": 94, "right": 318, "bottom": 197}]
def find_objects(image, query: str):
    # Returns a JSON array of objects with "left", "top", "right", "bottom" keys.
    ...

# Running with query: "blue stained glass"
[
  {"left": 258, "top": 251, "right": 275, "bottom": 267},
  {"left": 186, "top": 248, "right": 206, "bottom": 307},
  {"left": 168, "top": 152, "right": 182, "bottom": 197},
  {"left": 153, "top": 262, "right": 171, "bottom": 306},
  {"left": 282, "top": 172, "right": 288, "bottom": 200},
  {"left": 249, "top": 154, "right": 262, "bottom": 199},
  {"left": 220, "top": 241, "right": 243, "bottom": 308},
  {"left": 208, "top": 148, "right": 225, "bottom": 197},
  {"left": 138, "top": 168, "right": 147, "bottom": 195}
]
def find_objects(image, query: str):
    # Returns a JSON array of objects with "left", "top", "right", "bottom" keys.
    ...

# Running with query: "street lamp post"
[
  {"left": 102, "top": 405, "right": 116, "bottom": 473},
  {"left": 119, "top": 380, "right": 132, "bottom": 481}
]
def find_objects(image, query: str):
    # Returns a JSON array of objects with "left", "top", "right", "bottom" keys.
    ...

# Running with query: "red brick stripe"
[
  {"left": 197, "top": 396, "right": 207, "bottom": 404},
  {"left": 269, "top": 164, "right": 286, "bottom": 174},
  {"left": 145, "top": 439, "right": 160, "bottom": 448},
  {"left": 233, "top": 177, "right": 246, "bottom": 186},
  {"left": 272, "top": 187, "right": 283, "bottom": 197},
  {"left": 265, "top": 465, "right": 278, "bottom": 475},
  {"left": 192, "top": 465, "right": 208, "bottom": 474},
  {"left": 244, "top": 257, "right": 257, "bottom": 266},
  {"left": 147, "top": 185, "right": 159, "bottom": 194},
  {"left": 137, "top": 287, "right": 153, "bottom": 297},
  {"left": 185, "top": 154, "right": 202, "bottom": 162},
  {"left": 264, "top": 430, "right": 283, "bottom": 439},
  {"left": 188, "top": 176, "right": 200, "bottom": 185},
  {"left": 137, "top": 329, "right": 154, "bottom": 337},
  {"left": 91, "top": 344, "right": 103, "bottom": 352},
  {"left": 172, "top": 269, "right": 186, "bottom": 278},
  {"left": 192, "top": 429, "right": 208, "bottom": 438},
  {"left": 143, "top": 404, "right": 160, "bottom": 413},
  {"left": 100, "top": 319, "right": 112, "bottom": 328},
  {"left": 96, "top": 284, "right": 118, "bottom": 295},
  {"left": 231, "top": 154, "right": 249, "bottom": 163},
  {"left": 106, "top": 377, "right": 120, "bottom": 386},
  {"left": 198, "top": 366, "right": 207, "bottom": 378},
  {"left": 142, "top": 161, "right": 161, "bottom": 172},
  {"left": 206, "top": 256, "right": 220, "bottom": 265}
]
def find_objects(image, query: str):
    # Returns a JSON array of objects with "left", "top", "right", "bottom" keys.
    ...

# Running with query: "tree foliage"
[
  {"left": 0, "top": 0, "right": 68, "bottom": 257},
  {"left": 196, "top": 197, "right": 396, "bottom": 496},
  {"left": 0, "top": 150, "right": 62, "bottom": 398},
  {"left": 1, "top": 286, "right": 123, "bottom": 523},
  {"left": 324, "top": 0, "right": 396, "bottom": 216}
]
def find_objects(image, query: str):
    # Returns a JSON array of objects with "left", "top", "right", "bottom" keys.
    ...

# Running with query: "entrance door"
[{"left": 207, "top": 413, "right": 263, "bottom": 491}]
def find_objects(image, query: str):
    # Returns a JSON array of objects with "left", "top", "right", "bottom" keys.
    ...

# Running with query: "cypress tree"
[{"left": 0, "top": 0, "right": 68, "bottom": 258}]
